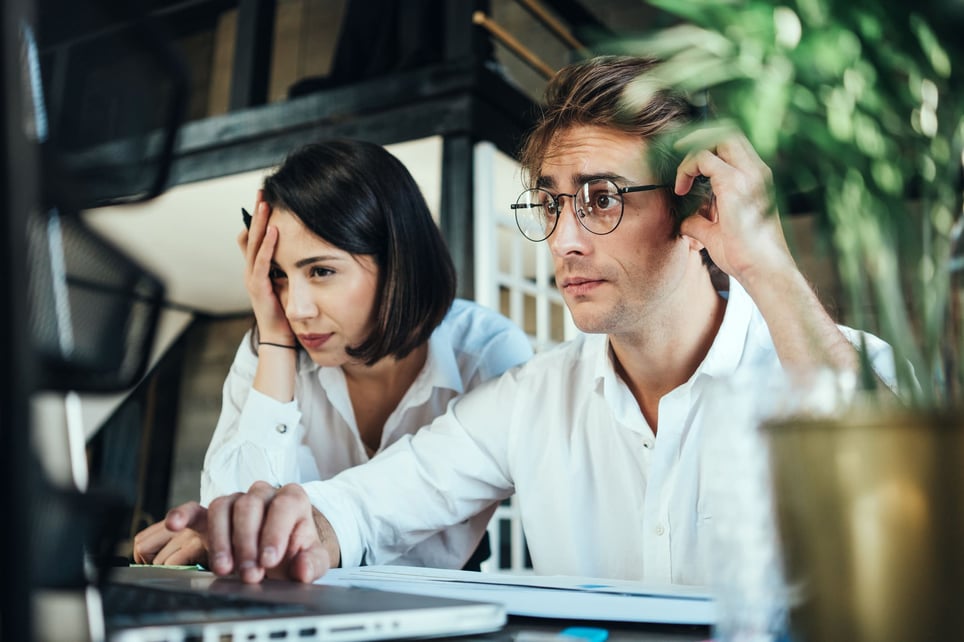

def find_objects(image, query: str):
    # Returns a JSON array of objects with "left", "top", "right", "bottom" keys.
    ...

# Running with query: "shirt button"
[
  {"left": 655, "top": 525, "right": 665, "bottom": 536},
  {"left": 275, "top": 424, "right": 288, "bottom": 434}
]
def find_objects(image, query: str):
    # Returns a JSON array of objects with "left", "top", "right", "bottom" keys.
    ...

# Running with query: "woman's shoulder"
[
  {"left": 442, "top": 299, "right": 526, "bottom": 338},
  {"left": 435, "top": 299, "right": 532, "bottom": 375}
]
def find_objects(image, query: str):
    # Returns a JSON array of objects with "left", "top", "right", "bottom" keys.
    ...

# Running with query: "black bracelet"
[{"left": 258, "top": 341, "right": 298, "bottom": 350}]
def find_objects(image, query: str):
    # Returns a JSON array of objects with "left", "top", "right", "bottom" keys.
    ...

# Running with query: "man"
[{"left": 166, "top": 55, "right": 893, "bottom": 585}]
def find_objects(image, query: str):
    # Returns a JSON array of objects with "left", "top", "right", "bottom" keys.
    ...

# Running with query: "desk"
[{"left": 448, "top": 616, "right": 711, "bottom": 642}]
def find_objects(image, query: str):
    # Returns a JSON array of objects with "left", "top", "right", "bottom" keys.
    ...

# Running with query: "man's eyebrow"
[
  {"left": 535, "top": 173, "right": 635, "bottom": 190},
  {"left": 574, "top": 172, "right": 633, "bottom": 185}
]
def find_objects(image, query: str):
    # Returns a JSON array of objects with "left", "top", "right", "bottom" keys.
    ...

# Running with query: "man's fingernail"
[
  {"left": 261, "top": 546, "right": 278, "bottom": 566},
  {"left": 242, "top": 566, "right": 262, "bottom": 584}
]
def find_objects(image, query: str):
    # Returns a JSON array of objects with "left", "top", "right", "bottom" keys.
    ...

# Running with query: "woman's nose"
[{"left": 285, "top": 280, "right": 317, "bottom": 320}]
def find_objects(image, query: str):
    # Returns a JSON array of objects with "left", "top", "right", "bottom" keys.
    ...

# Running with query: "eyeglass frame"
[{"left": 510, "top": 179, "right": 671, "bottom": 242}]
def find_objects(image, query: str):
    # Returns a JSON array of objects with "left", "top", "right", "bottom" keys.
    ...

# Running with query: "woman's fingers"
[
  {"left": 132, "top": 520, "right": 173, "bottom": 564},
  {"left": 153, "top": 529, "right": 207, "bottom": 566}
]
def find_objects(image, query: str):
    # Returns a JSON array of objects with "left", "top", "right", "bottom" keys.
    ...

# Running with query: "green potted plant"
[{"left": 599, "top": 1, "right": 964, "bottom": 640}]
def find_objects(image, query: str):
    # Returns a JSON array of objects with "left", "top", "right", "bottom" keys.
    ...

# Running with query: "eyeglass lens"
[{"left": 513, "top": 179, "right": 625, "bottom": 241}]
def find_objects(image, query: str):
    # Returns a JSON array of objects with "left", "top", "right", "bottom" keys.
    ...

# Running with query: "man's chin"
[{"left": 567, "top": 304, "right": 608, "bottom": 335}]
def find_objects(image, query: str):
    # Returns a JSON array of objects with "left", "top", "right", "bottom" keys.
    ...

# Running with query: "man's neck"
[{"left": 609, "top": 273, "right": 727, "bottom": 434}]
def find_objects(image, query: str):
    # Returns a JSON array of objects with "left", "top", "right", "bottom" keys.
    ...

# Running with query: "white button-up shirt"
[
  {"left": 200, "top": 299, "right": 533, "bottom": 568},
  {"left": 306, "top": 280, "right": 895, "bottom": 583}
]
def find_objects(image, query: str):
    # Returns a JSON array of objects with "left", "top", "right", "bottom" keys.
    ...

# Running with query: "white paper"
[{"left": 317, "top": 566, "right": 716, "bottom": 625}]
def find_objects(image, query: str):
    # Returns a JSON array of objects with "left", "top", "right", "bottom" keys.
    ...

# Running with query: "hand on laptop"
[
  {"left": 132, "top": 522, "right": 207, "bottom": 567},
  {"left": 166, "top": 481, "right": 341, "bottom": 584}
]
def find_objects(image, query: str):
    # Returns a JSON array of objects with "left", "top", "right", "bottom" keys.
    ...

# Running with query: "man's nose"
[{"left": 548, "top": 195, "right": 590, "bottom": 253}]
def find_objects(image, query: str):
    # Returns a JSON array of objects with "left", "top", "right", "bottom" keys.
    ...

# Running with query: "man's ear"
[
  {"left": 694, "top": 194, "right": 716, "bottom": 223},
  {"left": 686, "top": 233, "right": 705, "bottom": 253}
]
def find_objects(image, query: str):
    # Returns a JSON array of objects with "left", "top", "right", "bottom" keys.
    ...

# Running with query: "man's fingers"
[
  {"left": 288, "top": 515, "right": 334, "bottom": 583},
  {"left": 256, "top": 483, "right": 310, "bottom": 569},
  {"left": 675, "top": 149, "right": 730, "bottom": 195},
  {"left": 285, "top": 546, "right": 332, "bottom": 584},
  {"left": 679, "top": 213, "right": 713, "bottom": 245},
  {"left": 206, "top": 493, "right": 240, "bottom": 575},
  {"left": 229, "top": 483, "right": 275, "bottom": 582}
]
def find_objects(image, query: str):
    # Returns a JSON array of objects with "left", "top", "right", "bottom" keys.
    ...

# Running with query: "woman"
[{"left": 133, "top": 140, "right": 532, "bottom": 570}]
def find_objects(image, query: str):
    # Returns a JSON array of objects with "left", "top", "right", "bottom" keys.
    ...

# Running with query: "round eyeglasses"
[{"left": 511, "top": 179, "right": 669, "bottom": 242}]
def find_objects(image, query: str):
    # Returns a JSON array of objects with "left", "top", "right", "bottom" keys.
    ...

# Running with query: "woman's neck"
[{"left": 343, "top": 343, "right": 429, "bottom": 455}]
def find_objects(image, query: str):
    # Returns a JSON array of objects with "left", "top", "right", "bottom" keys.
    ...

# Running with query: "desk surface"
[{"left": 449, "top": 616, "right": 711, "bottom": 642}]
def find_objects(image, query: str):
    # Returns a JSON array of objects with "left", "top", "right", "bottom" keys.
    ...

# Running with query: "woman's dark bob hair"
[{"left": 259, "top": 139, "right": 456, "bottom": 366}]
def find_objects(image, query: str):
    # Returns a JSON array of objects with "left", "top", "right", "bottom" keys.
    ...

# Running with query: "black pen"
[{"left": 242, "top": 207, "right": 252, "bottom": 229}]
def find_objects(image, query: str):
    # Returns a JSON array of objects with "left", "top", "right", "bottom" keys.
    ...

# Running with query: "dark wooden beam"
[
  {"left": 166, "top": 59, "right": 536, "bottom": 187},
  {"left": 170, "top": 94, "right": 480, "bottom": 184},
  {"left": 443, "top": 0, "right": 490, "bottom": 62},
  {"left": 228, "top": 0, "right": 275, "bottom": 110},
  {"left": 440, "top": 135, "right": 477, "bottom": 299}
]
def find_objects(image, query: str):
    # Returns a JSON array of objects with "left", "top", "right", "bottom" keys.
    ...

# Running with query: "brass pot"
[{"left": 764, "top": 408, "right": 964, "bottom": 642}]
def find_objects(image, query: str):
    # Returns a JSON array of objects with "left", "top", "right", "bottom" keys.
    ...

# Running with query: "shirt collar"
[
  {"left": 696, "top": 276, "right": 753, "bottom": 381},
  {"left": 420, "top": 320, "right": 465, "bottom": 395}
]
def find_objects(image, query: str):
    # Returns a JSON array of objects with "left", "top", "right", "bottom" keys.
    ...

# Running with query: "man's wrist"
[{"left": 312, "top": 507, "right": 342, "bottom": 568}]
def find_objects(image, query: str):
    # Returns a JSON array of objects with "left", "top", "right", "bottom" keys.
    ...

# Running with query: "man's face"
[{"left": 540, "top": 125, "right": 704, "bottom": 337}]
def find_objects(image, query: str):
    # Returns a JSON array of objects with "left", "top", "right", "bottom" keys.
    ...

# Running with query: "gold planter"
[{"left": 765, "top": 409, "right": 964, "bottom": 642}]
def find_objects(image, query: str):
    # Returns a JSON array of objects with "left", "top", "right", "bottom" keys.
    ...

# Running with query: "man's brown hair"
[{"left": 518, "top": 55, "right": 712, "bottom": 231}]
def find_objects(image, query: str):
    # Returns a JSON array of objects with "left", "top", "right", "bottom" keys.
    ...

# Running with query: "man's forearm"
[{"left": 741, "top": 265, "right": 858, "bottom": 374}]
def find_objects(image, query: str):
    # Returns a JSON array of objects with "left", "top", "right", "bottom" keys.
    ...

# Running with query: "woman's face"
[{"left": 268, "top": 208, "right": 379, "bottom": 367}]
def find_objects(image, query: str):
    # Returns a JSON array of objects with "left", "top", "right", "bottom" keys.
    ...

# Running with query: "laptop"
[
  {"left": 28, "top": 410, "right": 505, "bottom": 642},
  {"left": 100, "top": 565, "right": 505, "bottom": 642}
]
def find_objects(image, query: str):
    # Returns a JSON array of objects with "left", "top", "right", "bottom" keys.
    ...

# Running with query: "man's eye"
[
  {"left": 543, "top": 198, "right": 559, "bottom": 215},
  {"left": 594, "top": 193, "right": 617, "bottom": 210}
]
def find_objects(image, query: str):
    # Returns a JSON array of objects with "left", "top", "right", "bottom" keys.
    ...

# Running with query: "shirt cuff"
[
  {"left": 303, "top": 481, "right": 364, "bottom": 568},
  {"left": 236, "top": 388, "right": 304, "bottom": 446}
]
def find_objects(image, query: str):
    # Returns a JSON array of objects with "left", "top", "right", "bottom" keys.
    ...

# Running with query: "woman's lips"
[{"left": 297, "top": 333, "right": 333, "bottom": 350}]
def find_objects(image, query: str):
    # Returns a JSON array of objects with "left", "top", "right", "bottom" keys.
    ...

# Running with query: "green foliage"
[{"left": 609, "top": 0, "right": 964, "bottom": 406}]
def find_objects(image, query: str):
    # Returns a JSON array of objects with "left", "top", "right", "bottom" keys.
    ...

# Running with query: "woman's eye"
[
  {"left": 268, "top": 267, "right": 286, "bottom": 281},
  {"left": 310, "top": 266, "right": 334, "bottom": 278}
]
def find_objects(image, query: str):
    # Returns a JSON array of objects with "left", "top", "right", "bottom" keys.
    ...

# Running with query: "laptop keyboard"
[{"left": 102, "top": 581, "right": 311, "bottom": 628}]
